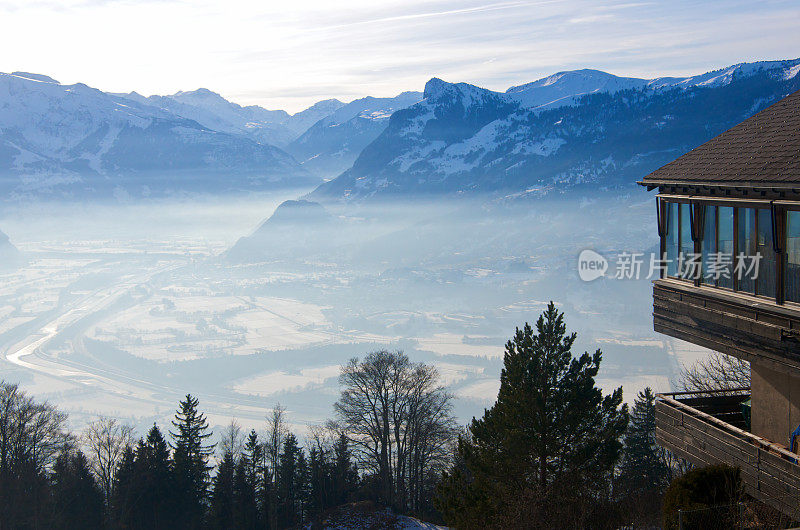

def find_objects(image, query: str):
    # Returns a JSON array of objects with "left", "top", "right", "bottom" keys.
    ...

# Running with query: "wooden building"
[{"left": 638, "top": 89, "right": 800, "bottom": 517}]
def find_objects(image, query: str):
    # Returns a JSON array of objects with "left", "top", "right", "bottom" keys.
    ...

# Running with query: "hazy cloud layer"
[{"left": 1, "top": 0, "right": 798, "bottom": 111}]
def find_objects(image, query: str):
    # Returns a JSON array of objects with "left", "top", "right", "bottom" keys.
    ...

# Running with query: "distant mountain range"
[
  {"left": 2, "top": 59, "right": 799, "bottom": 200},
  {"left": 310, "top": 59, "right": 800, "bottom": 201},
  {"left": 284, "top": 92, "right": 423, "bottom": 178},
  {"left": 0, "top": 72, "right": 320, "bottom": 199}
]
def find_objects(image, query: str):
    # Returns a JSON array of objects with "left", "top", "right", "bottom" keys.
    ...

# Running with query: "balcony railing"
[{"left": 656, "top": 389, "right": 800, "bottom": 519}]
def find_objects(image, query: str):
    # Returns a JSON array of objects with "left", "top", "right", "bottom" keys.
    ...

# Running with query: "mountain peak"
[
  {"left": 172, "top": 87, "right": 225, "bottom": 101},
  {"left": 423, "top": 77, "right": 449, "bottom": 99}
]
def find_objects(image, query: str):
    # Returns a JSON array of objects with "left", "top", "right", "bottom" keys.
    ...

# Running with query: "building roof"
[{"left": 639, "top": 89, "right": 800, "bottom": 188}]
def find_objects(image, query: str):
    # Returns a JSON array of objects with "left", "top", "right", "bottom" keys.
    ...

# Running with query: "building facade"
[{"left": 639, "top": 89, "right": 800, "bottom": 517}]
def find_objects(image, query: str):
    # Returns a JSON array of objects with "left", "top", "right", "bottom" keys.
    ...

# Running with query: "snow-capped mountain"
[
  {"left": 309, "top": 59, "right": 800, "bottom": 201},
  {"left": 118, "top": 90, "right": 346, "bottom": 148},
  {"left": 0, "top": 72, "right": 318, "bottom": 199},
  {"left": 284, "top": 99, "right": 347, "bottom": 137},
  {"left": 505, "top": 62, "right": 800, "bottom": 111},
  {"left": 506, "top": 69, "right": 649, "bottom": 109},
  {"left": 118, "top": 88, "right": 294, "bottom": 146},
  {"left": 286, "top": 92, "right": 423, "bottom": 178}
]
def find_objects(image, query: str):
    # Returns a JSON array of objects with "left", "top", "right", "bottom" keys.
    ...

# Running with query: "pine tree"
[
  {"left": 209, "top": 452, "right": 235, "bottom": 530},
  {"left": 233, "top": 456, "right": 259, "bottom": 529},
  {"left": 170, "top": 394, "right": 215, "bottom": 530},
  {"left": 308, "top": 446, "right": 327, "bottom": 516},
  {"left": 110, "top": 445, "right": 137, "bottom": 529},
  {"left": 616, "top": 387, "right": 672, "bottom": 522},
  {"left": 242, "top": 430, "right": 265, "bottom": 526},
  {"left": 332, "top": 433, "right": 358, "bottom": 505},
  {"left": 436, "top": 302, "right": 628, "bottom": 529},
  {"left": 50, "top": 450, "right": 105, "bottom": 530},
  {"left": 277, "top": 433, "right": 300, "bottom": 528},
  {"left": 130, "top": 425, "right": 177, "bottom": 529},
  {"left": 295, "top": 449, "right": 311, "bottom": 524}
]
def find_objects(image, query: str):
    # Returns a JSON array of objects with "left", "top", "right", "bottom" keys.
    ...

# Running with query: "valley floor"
[{"left": 0, "top": 193, "right": 704, "bottom": 435}]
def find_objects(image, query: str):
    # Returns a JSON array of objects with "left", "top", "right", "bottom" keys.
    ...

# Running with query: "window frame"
[{"left": 657, "top": 195, "right": 799, "bottom": 306}]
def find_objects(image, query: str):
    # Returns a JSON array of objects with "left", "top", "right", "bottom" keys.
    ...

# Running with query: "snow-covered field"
[{"left": 0, "top": 195, "right": 693, "bottom": 438}]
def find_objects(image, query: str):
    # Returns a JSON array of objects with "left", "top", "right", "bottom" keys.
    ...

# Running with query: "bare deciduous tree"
[
  {"left": 335, "top": 350, "right": 457, "bottom": 512},
  {"left": 0, "top": 381, "right": 71, "bottom": 527},
  {"left": 266, "top": 404, "right": 287, "bottom": 529},
  {"left": 676, "top": 351, "right": 750, "bottom": 394},
  {"left": 83, "top": 417, "right": 134, "bottom": 502},
  {"left": 219, "top": 419, "right": 244, "bottom": 457}
]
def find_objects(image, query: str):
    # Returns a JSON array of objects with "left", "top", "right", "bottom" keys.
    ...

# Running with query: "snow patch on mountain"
[
  {"left": 785, "top": 64, "right": 800, "bottom": 80},
  {"left": 285, "top": 92, "right": 423, "bottom": 178},
  {"left": 0, "top": 72, "right": 318, "bottom": 199},
  {"left": 310, "top": 58, "right": 800, "bottom": 201}
]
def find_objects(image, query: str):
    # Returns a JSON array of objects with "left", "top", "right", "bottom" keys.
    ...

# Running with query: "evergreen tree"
[
  {"left": 616, "top": 387, "right": 672, "bottom": 523},
  {"left": 308, "top": 446, "right": 328, "bottom": 516},
  {"left": 50, "top": 449, "right": 105, "bottom": 530},
  {"left": 277, "top": 433, "right": 301, "bottom": 528},
  {"left": 332, "top": 433, "right": 358, "bottom": 505},
  {"left": 436, "top": 302, "right": 628, "bottom": 529},
  {"left": 295, "top": 449, "right": 311, "bottom": 524},
  {"left": 243, "top": 429, "right": 263, "bottom": 489},
  {"left": 110, "top": 445, "right": 137, "bottom": 529},
  {"left": 170, "top": 394, "right": 214, "bottom": 530},
  {"left": 209, "top": 452, "right": 235, "bottom": 530},
  {"left": 130, "top": 425, "right": 177, "bottom": 529},
  {"left": 233, "top": 457, "right": 259, "bottom": 530},
  {"left": 243, "top": 430, "right": 265, "bottom": 527}
]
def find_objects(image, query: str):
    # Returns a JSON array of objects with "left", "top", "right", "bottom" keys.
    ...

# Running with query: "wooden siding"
[
  {"left": 652, "top": 279, "right": 800, "bottom": 373},
  {"left": 656, "top": 393, "right": 800, "bottom": 518}
]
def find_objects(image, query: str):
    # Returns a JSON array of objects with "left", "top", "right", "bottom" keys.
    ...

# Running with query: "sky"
[{"left": 1, "top": 0, "right": 799, "bottom": 113}]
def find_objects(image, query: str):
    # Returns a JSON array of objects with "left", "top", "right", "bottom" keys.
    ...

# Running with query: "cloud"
[{"left": 1, "top": 0, "right": 798, "bottom": 112}]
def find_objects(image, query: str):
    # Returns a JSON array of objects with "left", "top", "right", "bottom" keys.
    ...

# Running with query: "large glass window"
[
  {"left": 701, "top": 205, "right": 716, "bottom": 284},
  {"left": 717, "top": 207, "right": 734, "bottom": 289},
  {"left": 756, "top": 208, "right": 776, "bottom": 298},
  {"left": 737, "top": 208, "right": 757, "bottom": 294},
  {"left": 658, "top": 200, "right": 791, "bottom": 304},
  {"left": 680, "top": 203, "right": 693, "bottom": 279},
  {"left": 787, "top": 211, "right": 800, "bottom": 303},
  {"left": 665, "top": 202, "right": 679, "bottom": 277}
]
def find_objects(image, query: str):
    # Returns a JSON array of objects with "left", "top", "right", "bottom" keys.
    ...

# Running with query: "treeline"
[
  {"left": 0, "top": 350, "right": 457, "bottom": 529},
  {"left": 3, "top": 302, "right": 727, "bottom": 529}
]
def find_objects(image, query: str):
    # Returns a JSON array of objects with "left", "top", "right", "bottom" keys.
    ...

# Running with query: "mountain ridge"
[{"left": 308, "top": 58, "right": 800, "bottom": 202}]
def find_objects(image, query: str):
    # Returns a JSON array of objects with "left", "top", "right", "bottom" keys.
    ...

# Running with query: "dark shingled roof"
[{"left": 639, "top": 89, "right": 800, "bottom": 187}]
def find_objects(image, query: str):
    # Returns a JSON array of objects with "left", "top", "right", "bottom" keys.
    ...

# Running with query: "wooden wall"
[{"left": 653, "top": 279, "right": 800, "bottom": 372}]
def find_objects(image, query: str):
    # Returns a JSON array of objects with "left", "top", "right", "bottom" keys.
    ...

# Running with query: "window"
[
  {"left": 756, "top": 208, "right": 776, "bottom": 298},
  {"left": 717, "top": 207, "right": 734, "bottom": 289},
  {"left": 665, "top": 202, "right": 679, "bottom": 277},
  {"left": 701, "top": 205, "right": 716, "bottom": 284},
  {"left": 658, "top": 200, "right": 787, "bottom": 304},
  {"left": 737, "top": 208, "right": 757, "bottom": 294},
  {"left": 680, "top": 203, "right": 693, "bottom": 279},
  {"left": 787, "top": 211, "right": 800, "bottom": 303}
]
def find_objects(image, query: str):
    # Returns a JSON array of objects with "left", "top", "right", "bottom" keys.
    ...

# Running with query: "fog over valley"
[
  {"left": 3, "top": 57, "right": 799, "bottom": 436},
  {"left": 0, "top": 190, "right": 684, "bottom": 437}
]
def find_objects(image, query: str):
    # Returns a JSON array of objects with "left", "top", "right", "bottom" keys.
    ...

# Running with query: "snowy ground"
[{"left": 0, "top": 194, "right": 697, "bottom": 439}]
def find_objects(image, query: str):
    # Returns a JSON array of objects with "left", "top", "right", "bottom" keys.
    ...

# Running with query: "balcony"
[
  {"left": 653, "top": 279, "right": 800, "bottom": 371},
  {"left": 656, "top": 389, "right": 800, "bottom": 518}
]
